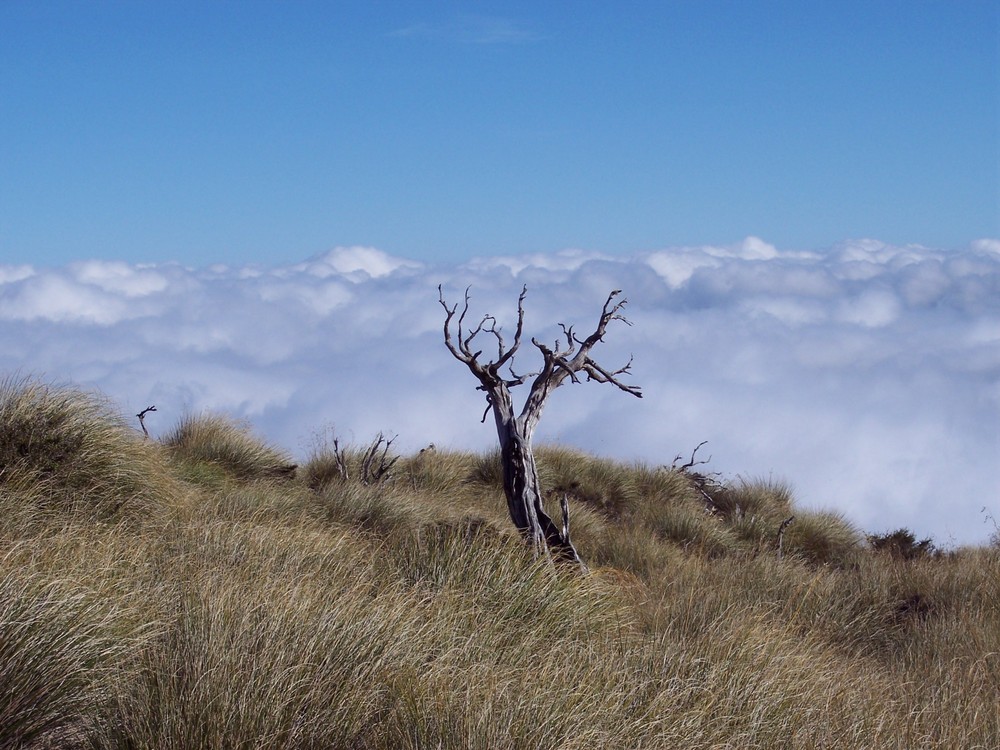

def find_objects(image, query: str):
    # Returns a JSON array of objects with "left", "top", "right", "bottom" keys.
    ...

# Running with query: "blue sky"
[{"left": 2, "top": 1, "right": 997, "bottom": 267}]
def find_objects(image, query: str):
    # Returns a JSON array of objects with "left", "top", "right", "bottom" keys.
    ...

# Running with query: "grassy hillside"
[{"left": 1, "top": 378, "right": 997, "bottom": 749}]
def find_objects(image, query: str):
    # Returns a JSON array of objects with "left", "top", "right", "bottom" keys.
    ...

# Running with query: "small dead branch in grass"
[
  {"left": 136, "top": 405, "right": 157, "bottom": 438},
  {"left": 361, "top": 432, "right": 399, "bottom": 485},
  {"left": 776, "top": 515, "right": 795, "bottom": 560}
]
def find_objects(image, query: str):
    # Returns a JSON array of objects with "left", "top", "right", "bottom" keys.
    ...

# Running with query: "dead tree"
[{"left": 439, "top": 285, "right": 642, "bottom": 567}]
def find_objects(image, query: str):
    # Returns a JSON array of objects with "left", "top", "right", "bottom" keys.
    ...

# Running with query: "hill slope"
[{"left": 1, "top": 379, "right": 997, "bottom": 748}]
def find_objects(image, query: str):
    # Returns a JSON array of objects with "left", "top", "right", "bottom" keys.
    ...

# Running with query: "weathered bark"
[
  {"left": 439, "top": 285, "right": 641, "bottom": 568},
  {"left": 496, "top": 411, "right": 581, "bottom": 564}
]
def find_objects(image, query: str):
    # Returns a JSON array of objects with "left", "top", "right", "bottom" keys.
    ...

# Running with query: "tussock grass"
[
  {"left": 536, "top": 445, "right": 641, "bottom": 518},
  {"left": 642, "top": 500, "right": 738, "bottom": 556},
  {"left": 470, "top": 448, "right": 504, "bottom": 488},
  {"left": 709, "top": 475, "right": 794, "bottom": 520},
  {"left": 784, "top": 510, "right": 863, "bottom": 566},
  {"left": 0, "top": 376, "right": 173, "bottom": 527},
  {"left": 304, "top": 480, "right": 433, "bottom": 537},
  {"left": 1, "top": 375, "right": 997, "bottom": 748},
  {"left": 0, "top": 553, "right": 148, "bottom": 749},
  {"left": 121, "top": 567, "right": 427, "bottom": 748},
  {"left": 302, "top": 438, "right": 347, "bottom": 490},
  {"left": 163, "top": 412, "right": 294, "bottom": 481},
  {"left": 398, "top": 448, "right": 479, "bottom": 495}
]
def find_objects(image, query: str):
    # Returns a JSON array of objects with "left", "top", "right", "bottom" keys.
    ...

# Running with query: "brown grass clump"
[
  {"left": 163, "top": 412, "right": 295, "bottom": 481},
  {"left": 0, "top": 376, "right": 173, "bottom": 527},
  {"left": 535, "top": 445, "right": 641, "bottom": 518},
  {"left": 0, "top": 548, "right": 149, "bottom": 748},
  {"left": 709, "top": 475, "right": 795, "bottom": 520},
  {"left": 784, "top": 510, "right": 863, "bottom": 566}
]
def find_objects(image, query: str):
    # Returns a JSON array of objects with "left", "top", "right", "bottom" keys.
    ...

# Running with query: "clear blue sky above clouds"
[{"left": 1, "top": 1, "right": 998, "bottom": 267}]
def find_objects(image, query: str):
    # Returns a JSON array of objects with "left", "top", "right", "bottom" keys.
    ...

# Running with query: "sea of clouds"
[{"left": 2, "top": 237, "right": 998, "bottom": 545}]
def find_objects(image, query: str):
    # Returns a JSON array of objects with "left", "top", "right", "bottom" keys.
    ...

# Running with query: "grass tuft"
[
  {"left": 469, "top": 448, "right": 504, "bottom": 488},
  {"left": 163, "top": 413, "right": 295, "bottom": 481},
  {"left": 710, "top": 475, "right": 795, "bottom": 520},
  {"left": 0, "top": 556, "right": 147, "bottom": 748},
  {"left": 536, "top": 445, "right": 640, "bottom": 518},
  {"left": 784, "top": 510, "right": 863, "bottom": 566},
  {"left": 0, "top": 376, "right": 173, "bottom": 525}
]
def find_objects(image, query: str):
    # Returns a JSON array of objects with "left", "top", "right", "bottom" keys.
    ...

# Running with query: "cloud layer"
[{"left": 2, "top": 239, "right": 998, "bottom": 545}]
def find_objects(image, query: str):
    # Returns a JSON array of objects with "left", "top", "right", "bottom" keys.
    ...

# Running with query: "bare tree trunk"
[
  {"left": 495, "top": 413, "right": 584, "bottom": 565},
  {"left": 496, "top": 420, "right": 540, "bottom": 544}
]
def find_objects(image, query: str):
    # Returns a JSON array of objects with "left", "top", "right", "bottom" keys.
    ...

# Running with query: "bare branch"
[
  {"left": 777, "top": 516, "right": 795, "bottom": 561},
  {"left": 575, "top": 289, "right": 632, "bottom": 352},
  {"left": 136, "top": 405, "right": 157, "bottom": 439},
  {"left": 502, "top": 364, "right": 538, "bottom": 389},
  {"left": 531, "top": 337, "right": 583, "bottom": 385},
  {"left": 560, "top": 494, "right": 571, "bottom": 543},
  {"left": 462, "top": 314, "right": 491, "bottom": 352},
  {"left": 691, "top": 485, "right": 723, "bottom": 515},
  {"left": 492, "top": 285, "right": 528, "bottom": 372},
  {"left": 581, "top": 356, "right": 642, "bottom": 397},
  {"left": 456, "top": 287, "right": 472, "bottom": 347},
  {"left": 557, "top": 323, "right": 577, "bottom": 355},
  {"left": 438, "top": 284, "right": 469, "bottom": 364},
  {"left": 673, "top": 440, "right": 711, "bottom": 471},
  {"left": 332, "top": 438, "right": 350, "bottom": 482},
  {"left": 516, "top": 289, "right": 643, "bottom": 428},
  {"left": 360, "top": 432, "right": 399, "bottom": 485},
  {"left": 440, "top": 285, "right": 529, "bottom": 392}
]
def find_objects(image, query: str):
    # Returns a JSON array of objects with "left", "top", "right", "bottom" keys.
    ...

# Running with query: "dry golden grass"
[
  {"left": 0, "top": 376, "right": 176, "bottom": 529},
  {"left": 1, "top": 379, "right": 997, "bottom": 748},
  {"left": 163, "top": 412, "right": 294, "bottom": 481}
]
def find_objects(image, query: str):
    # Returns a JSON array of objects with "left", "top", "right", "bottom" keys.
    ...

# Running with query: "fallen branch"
[{"left": 668, "top": 441, "right": 725, "bottom": 514}]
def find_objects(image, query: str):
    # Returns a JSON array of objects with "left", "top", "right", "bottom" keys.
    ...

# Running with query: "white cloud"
[
  {"left": 72, "top": 260, "right": 169, "bottom": 297},
  {"left": 466, "top": 248, "right": 612, "bottom": 277},
  {"left": 725, "top": 235, "right": 780, "bottom": 260},
  {"left": 389, "top": 15, "right": 541, "bottom": 45},
  {"left": 646, "top": 250, "right": 721, "bottom": 289},
  {"left": 836, "top": 288, "right": 901, "bottom": 328},
  {"left": 971, "top": 238, "right": 1000, "bottom": 256},
  {"left": 289, "top": 246, "right": 422, "bottom": 281},
  {"left": 0, "top": 264, "right": 35, "bottom": 284},
  {"left": 0, "top": 273, "right": 131, "bottom": 325},
  {"left": 1, "top": 239, "right": 998, "bottom": 546}
]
